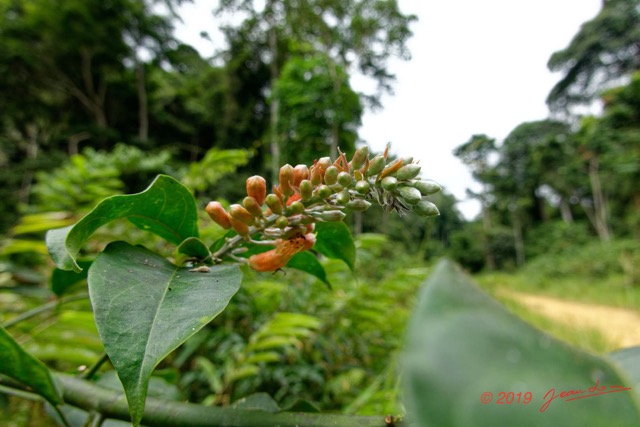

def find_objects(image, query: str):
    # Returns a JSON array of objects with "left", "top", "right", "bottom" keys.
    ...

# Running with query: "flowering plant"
[{"left": 205, "top": 146, "right": 440, "bottom": 272}]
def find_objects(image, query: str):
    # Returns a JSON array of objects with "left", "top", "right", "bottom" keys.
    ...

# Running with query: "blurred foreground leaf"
[{"left": 404, "top": 259, "right": 640, "bottom": 427}]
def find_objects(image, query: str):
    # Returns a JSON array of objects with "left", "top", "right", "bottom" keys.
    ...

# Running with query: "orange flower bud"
[
  {"left": 205, "top": 201, "right": 231, "bottom": 229},
  {"left": 229, "top": 204, "right": 255, "bottom": 225},
  {"left": 229, "top": 217, "right": 250, "bottom": 237},
  {"left": 279, "top": 164, "right": 295, "bottom": 196},
  {"left": 310, "top": 165, "right": 323, "bottom": 186},
  {"left": 248, "top": 233, "right": 316, "bottom": 272},
  {"left": 246, "top": 175, "right": 266, "bottom": 206},
  {"left": 293, "top": 164, "right": 310, "bottom": 187}
]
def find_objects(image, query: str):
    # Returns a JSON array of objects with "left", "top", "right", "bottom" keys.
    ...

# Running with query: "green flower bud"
[
  {"left": 396, "top": 164, "right": 421, "bottom": 180},
  {"left": 355, "top": 180, "right": 370, "bottom": 194},
  {"left": 229, "top": 204, "right": 255, "bottom": 225},
  {"left": 337, "top": 171, "right": 353, "bottom": 187},
  {"left": 243, "top": 196, "right": 263, "bottom": 217},
  {"left": 300, "top": 179, "right": 313, "bottom": 201},
  {"left": 414, "top": 200, "right": 440, "bottom": 217},
  {"left": 287, "top": 200, "right": 305, "bottom": 215},
  {"left": 396, "top": 186, "right": 421, "bottom": 205},
  {"left": 350, "top": 145, "right": 369, "bottom": 170},
  {"left": 316, "top": 185, "right": 332, "bottom": 199},
  {"left": 380, "top": 176, "right": 398, "bottom": 191},
  {"left": 413, "top": 180, "right": 442, "bottom": 196},
  {"left": 401, "top": 156, "right": 414, "bottom": 166},
  {"left": 275, "top": 215, "right": 289, "bottom": 228},
  {"left": 324, "top": 165, "right": 339, "bottom": 185},
  {"left": 346, "top": 199, "right": 371, "bottom": 212},
  {"left": 318, "top": 210, "right": 347, "bottom": 222},
  {"left": 335, "top": 190, "right": 351, "bottom": 205},
  {"left": 265, "top": 194, "right": 283, "bottom": 215},
  {"left": 365, "top": 155, "right": 386, "bottom": 176}
]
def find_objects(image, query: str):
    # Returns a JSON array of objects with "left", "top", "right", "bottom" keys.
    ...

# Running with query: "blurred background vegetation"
[{"left": 1, "top": 0, "right": 639, "bottom": 424}]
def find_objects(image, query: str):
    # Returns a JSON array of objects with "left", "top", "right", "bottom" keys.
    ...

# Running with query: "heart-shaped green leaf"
[
  {"left": 47, "top": 175, "right": 199, "bottom": 272},
  {"left": 50, "top": 261, "right": 92, "bottom": 296},
  {"left": 314, "top": 222, "right": 355, "bottom": 271},
  {"left": 286, "top": 251, "right": 330, "bottom": 287},
  {"left": 404, "top": 259, "right": 640, "bottom": 427},
  {"left": 177, "top": 237, "right": 212, "bottom": 261},
  {"left": 88, "top": 241, "right": 241, "bottom": 426},
  {"left": 0, "top": 326, "right": 62, "bottom": 405}
]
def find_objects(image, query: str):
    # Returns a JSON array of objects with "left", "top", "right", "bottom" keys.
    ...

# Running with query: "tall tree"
[
  {"left": 492, "top": 120, "right": 572, "bottom": 265},
  {"left": 547, "top": 0, "right": 640, "bottom": 112},
  {"left": 216, "top": 0, "right": 416, "bottom": 183},
  {"left": 453, "top": 134, "right": 497, "bottom": 270},
  {"left": 275, "top": 51, "right": 362, "bottom": 166}
]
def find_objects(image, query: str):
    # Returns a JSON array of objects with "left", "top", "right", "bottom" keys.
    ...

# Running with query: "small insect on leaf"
[{"left": 189, "top": 266, "right": 211, "bottom": 273}]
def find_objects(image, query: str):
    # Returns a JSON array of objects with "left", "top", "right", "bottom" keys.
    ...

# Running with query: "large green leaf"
[
  {"left": 0, "top": 326, "right": 62, "bottom": 405},
  {"left": 46, "top": 175, "right": 199, "bottom": 272},
  {"left": 88, "top": 241, "right": 241, "bottom": 426},
  {"left": 404, "top": 259, "right": 640, "bottom": 427},
  {"left": 314, "top": 222, "right": 356, "bottom": 271},
  {"left": 286, "top": 251, "right": 330, "bottom": 287},
  {"left": 50, "top": 260, "right": 92, "bottom": 296}
]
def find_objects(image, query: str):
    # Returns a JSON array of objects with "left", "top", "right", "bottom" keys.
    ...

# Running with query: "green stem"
[
  {"left": 2, "top": 293, "right": 89, "bottom": 329},
  {"left": 81, "top": 353, "right": 110, "bottom": 380},
  {"left": 57, "top": 374, "right": 395, "bottom": 427},
  {"left": 0, "top": 384, "right": 41, "bottom": 401}
]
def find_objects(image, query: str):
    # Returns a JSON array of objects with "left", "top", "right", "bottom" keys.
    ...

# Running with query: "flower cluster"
[{"left": 206, "top": 146, "right": 441, "bottom": 271}]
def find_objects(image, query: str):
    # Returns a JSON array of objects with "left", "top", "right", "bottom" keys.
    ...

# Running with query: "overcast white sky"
[{"left": 175, "top": 0, "right": 602, "bottom": 218}]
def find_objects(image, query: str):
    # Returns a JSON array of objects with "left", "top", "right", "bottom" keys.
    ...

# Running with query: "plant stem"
[
  {"left": 1, "top": 293, "right": 89, "bottom": 328},
  {"left": 81, "top": 353, "right": 110, "bottom": 380},
  {"left": 0, "top": 384, "right": 41, "bottom": 401},
  {"left": 57, "top": 374, "right": 395, "bottom": 427}
]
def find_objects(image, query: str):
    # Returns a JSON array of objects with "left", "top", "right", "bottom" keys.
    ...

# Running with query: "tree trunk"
[
  {"left": 136, "top": 61, "right": 149, "bottom": 143},
  {"left": 511, "top": 208, "right": 525, "bottom": 267},
  {"left": 325, "top": 58, "right": 342, "bottom": 160},
  {"left": 588, "top": 155, "right": 611, "bottom": 241},
  {"left": 18, "top": 124, "right": 40, "bottom": 205},
  {"left": 268, "top": 19, "right": 280, "bottom": 186},
  {"left": 481, "top": 199, "right": 495, "bottom": 270},
  {"left": 559, "top": 197, "right": 574, "bottom": 224}
]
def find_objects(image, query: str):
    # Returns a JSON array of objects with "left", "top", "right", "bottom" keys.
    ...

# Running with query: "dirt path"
[{"left": 499, "top": 290, "right": 640, "bottom": 348}]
